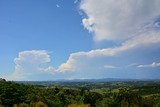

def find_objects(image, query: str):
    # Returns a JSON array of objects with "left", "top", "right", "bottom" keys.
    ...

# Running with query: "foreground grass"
[
  {"left": 68, "top": 104, "right": 90, "bottom": 107},
  {"left": 12, "top": 103, "right": 90, "bottom": 107},
  {"left": 13, "top": 101, "right": 48, "bottom": 107}
]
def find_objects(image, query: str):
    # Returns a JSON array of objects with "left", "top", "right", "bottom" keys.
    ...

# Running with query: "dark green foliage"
[
  {"left": 143, "top": 94, "right": 160, "bottom": 107},
  {"left": 1, "top": 81, "right": 160, "bottom": 107},
  {"left": 113, "top": 88, "right": 143, "bottom": 107},
  {"left": 84, "top": 91, "right": 103, "bottom": 107},
  {"left": 0, "top": 82, "right": 26, "bottom": 106},
  {"left": 0, "top": 78, "right": 6, "bottom": 82}
]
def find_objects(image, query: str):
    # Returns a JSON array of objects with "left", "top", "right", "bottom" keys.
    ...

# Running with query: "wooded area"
[{"left": 0, "top": 80, "right": 160, "bottom": 107}]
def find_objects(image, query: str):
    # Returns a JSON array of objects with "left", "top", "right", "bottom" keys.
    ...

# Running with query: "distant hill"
[
  {"left": 16, "top": 78, "right": 160, "bottom": 83},
  {"left": 57, "top": 78, "right": 160, "bottom": 82}
]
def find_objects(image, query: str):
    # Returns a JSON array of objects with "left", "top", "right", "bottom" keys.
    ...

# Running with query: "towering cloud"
[
  {"left": 80, "top": 0, "right": 160, "bottom": 41},
  {"left": 11, "top": 50, "right": 53, "bottom": 80}
]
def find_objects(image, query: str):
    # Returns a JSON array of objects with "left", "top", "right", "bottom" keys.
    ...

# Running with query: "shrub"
[{"left": 35, "top": 101, "right": 48, "bottom": 107}]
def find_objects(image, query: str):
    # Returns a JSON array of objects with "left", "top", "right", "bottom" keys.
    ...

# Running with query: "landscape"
[
  {"left": 1, "top": 79, "right": 160, "bottom": 107},
  {"left": 0, "top": 0, "right": 160, "bottom": 107}
]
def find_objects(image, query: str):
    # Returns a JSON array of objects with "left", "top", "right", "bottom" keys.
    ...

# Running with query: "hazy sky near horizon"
[{"left": 0, "top": 0, "right": 160, "bottom": 81}]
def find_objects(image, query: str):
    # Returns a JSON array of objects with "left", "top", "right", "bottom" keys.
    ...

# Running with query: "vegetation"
[{"left": 0, "top": 80, "right": 160, "bottom": 107}]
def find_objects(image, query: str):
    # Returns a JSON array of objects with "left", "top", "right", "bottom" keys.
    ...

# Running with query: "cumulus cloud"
[
  {"left": 14, "top": 50, "right": 51, "bottom": 64},
  {"left": 11, "top": 31, "right": 160, "bottom": 79},
  {"left": 11, "top": 50, "right": 56, "bottom": 80},
  {"left": 11, "top": 50, "right": 76, "bottom": 80},
  {"left": 137, "top": 62, "right": 160, "bottom": 68},
  {"left": 58, "top": 31, "right": 160, "bottom": 72},
  {"left": 11, "top": 31, "right": 160, "bottom": 80},
  {"left": 57, "top": 57, "right": 76, "bottom": 72},
  {"left": 80, "top": 0, "right": 160, "bottom": 41}
]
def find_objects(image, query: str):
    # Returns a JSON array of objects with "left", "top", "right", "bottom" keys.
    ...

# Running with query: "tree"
[
  {"left": 83, "top": 91, "right": 103, "bottom": 107},
  {"left": 114, "top": 88, "right": 143, "bottom": 107},
  {"left": 0, "top": 82, "right": 26, "bottom": 106},
  {"left": 0, "top": 78, "right": 6, "bottom": 82}
]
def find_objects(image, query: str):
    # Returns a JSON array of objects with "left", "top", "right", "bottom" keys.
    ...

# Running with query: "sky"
[{"left": 0, "top": 0, "right": 160, "bottom": 81}]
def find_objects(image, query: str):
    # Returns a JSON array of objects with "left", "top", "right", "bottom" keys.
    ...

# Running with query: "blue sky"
[{"left": 0, "top": 0, "right": 160, "bottom": 81}]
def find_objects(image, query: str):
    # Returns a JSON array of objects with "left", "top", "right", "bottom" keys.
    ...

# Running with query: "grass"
[{"left": 68, "top": 104, "right": 90, "bottom": 107}]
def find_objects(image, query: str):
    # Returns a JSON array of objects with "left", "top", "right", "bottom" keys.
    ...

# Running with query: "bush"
[
  {"left": 35, "top": 101, "right": 48, "bottom": 107},
  {"left": 13, "top": 103, "right": 29, "bottom": 107},
  {"left": 68, "top": 104, "right": 90, "bottom": 107}
]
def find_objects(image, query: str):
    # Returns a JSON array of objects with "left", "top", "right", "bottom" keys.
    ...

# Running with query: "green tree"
[
  {"left": 114, "top": 88, "right": 142, "bottom": 107},
  {"left": 0, "top": 82, "right": 26, "bottom": 106},
  {"left": 83, "top": 91, "right": 103, "bottom": 107}
]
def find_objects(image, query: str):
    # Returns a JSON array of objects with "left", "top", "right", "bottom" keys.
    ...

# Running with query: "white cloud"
[
  {"left": 9, "top": 1, "right": 160, "bottom": 80},
  {"left": 82, "top": 18, "right": 94, "bottom": 32},
  {"left": 104, "top": 65, "right": 117, "bottom": 69},
  {"left": 137, "top": 62, "right": 160, "bottom": 68},
  {"left": 11, "top": 50, "right": 56, "bottom": 80},
  {"left": 58, "top": 31, "right": 160, "bottom": 72},
  {"left": 80, "top": 0, "right": 160, "bottom": 41},
  {"left": 14, "top": 50, "right": 51, "bottom": 64},
  {"left": 57, "top": 57, "right": 76, "bottom": 72},
  {"left": 11, "top": 50, "right": 79, "bottom": 80},
  {"left": 11, "top": 64, "right": 25, "bottom": 80},
  {"left": 10, "top": 31, "right": 160, "bottom": 80}
]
